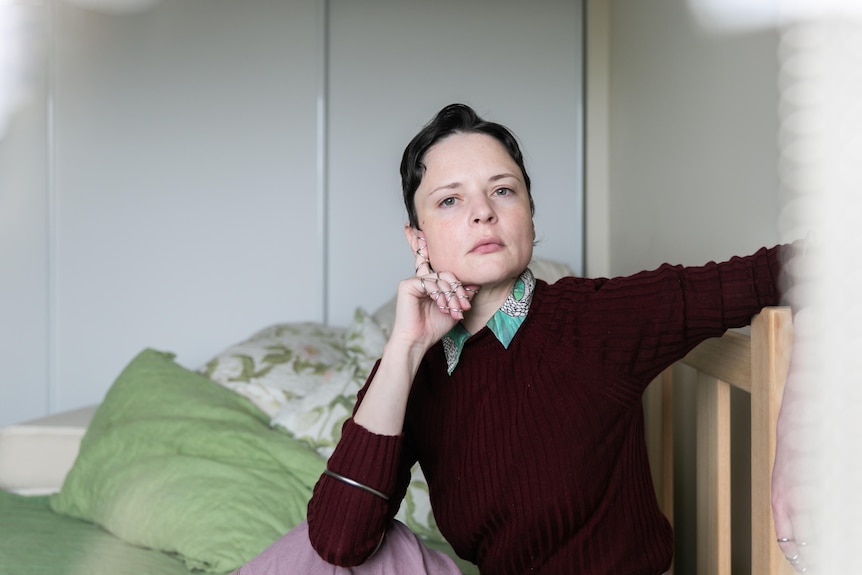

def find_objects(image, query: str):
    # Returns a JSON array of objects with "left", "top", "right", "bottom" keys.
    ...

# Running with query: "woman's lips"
[{"left": 470, "top": 239, "right": 504, "bottom": 254}]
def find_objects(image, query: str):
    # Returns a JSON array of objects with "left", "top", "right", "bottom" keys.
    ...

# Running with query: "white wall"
[
  {"left": 0, "top": 0, "right": 584, "bottom": 426},
  {"left": 608, "top": 0, "right": 781, "bottom": 276},
  {"left": 601, "top": 1, "right": 783, "bottom": 573}
]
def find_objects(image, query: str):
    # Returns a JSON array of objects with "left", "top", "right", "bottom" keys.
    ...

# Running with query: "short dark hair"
[{"left": 400, "top": 103, "right": 534, "bottom": 229}]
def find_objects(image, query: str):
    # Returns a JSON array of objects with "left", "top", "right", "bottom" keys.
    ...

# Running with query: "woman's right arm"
[{"left": 306, "top": 236, "right": 478, "bottom": 566}]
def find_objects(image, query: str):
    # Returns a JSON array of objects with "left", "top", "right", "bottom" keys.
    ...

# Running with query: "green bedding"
[
  {"left": 0, "top": 490, "right": 478, "bottom": 575},
  {"left": 0, "top": 490, "right": 193, "bottom": 575},
  {"left": 1, "top": 348, "right": 474, "bottom": 574},
  {"left": 48, "top": 349, "right": 326, "bottom": 573}
]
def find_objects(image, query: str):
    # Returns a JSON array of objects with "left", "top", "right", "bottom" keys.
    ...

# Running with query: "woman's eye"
[
  {"left": 494, "top": 187, "right": 514, "bottom": 196},
  {"left": 440, "top": 197, "right": 457, "bottom": 207}
]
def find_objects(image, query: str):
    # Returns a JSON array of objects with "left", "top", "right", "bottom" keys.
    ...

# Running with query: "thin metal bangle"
[{"left": 323, "top": 469, "right": 390, "bottom": 501}]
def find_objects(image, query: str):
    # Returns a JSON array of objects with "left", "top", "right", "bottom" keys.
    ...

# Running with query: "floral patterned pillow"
[
  {"left": 269, "top": 362, "right": 360, "bottom": 457},
  {"left": 199, "top": 310, "right": 440, "bottom": 539},
  {"left": 199, "top": 322, "right": 351, "bottom": 419}
]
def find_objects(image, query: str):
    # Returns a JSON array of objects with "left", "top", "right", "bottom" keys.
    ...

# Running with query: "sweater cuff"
[
  {"left": 719, "top": 245, "right": 783, "bottom": 325},
  {"left": 326, "top": 418, "right": 404, "bottom": 498}
]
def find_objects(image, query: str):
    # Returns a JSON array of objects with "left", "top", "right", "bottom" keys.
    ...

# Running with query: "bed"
[
  {"left": 0, "top": 259, "right": 574, "bottom": 575},
  {"left": 0, "top": 261, "right": 792, "bottom": 575}
]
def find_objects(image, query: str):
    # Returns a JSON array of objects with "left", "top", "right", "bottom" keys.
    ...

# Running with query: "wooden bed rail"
[{"left": 655, "top": 306, "right": 795, "bottom": 575}]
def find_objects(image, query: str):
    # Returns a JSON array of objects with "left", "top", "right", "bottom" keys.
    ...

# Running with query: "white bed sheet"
[{"left": 0, "top": 404, "right": 97, "bottom": 495}]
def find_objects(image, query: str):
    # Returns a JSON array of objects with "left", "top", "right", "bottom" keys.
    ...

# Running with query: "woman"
[{"left": 236, "top": 103, "right": 789, "bottom": 575}]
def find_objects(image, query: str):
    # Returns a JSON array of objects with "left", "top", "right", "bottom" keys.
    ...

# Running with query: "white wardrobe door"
[{"left": 49, "top": 0, "right": 320, "bottom": 412}]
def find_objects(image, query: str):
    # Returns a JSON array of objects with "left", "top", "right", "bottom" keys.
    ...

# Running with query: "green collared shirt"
[{"left": 441, "top": 268, "right": 536, "bottom": 374}]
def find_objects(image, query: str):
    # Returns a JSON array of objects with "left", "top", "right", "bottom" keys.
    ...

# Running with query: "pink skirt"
[{"left": 231, "top": 520, "right": 464, "bottom": 575}]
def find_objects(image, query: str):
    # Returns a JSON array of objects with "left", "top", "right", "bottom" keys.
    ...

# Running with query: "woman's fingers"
[
  {"left": 418, "top": 271, "right": 479, "bottom": 320},
  {"left": 777, "top": 536, "right": 808, "bottom": 573},
  {"left": 773, "top": 479, "right": 816, "bottom": 573},
  {"left": 408, "top": 237, "right": 479, "bottom": 321},
  {"left": 774, "top": 510, "right": 805, "bottom": 573}
]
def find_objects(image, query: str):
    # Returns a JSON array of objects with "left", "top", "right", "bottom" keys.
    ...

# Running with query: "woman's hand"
[
  {"left": 388, "top": 236, "right": 480, "bottom": 353},
  {"left": 772, "top": 427, "right": 814, "bottom": 573},
  {"left": 772, "top": 307, "right": 818, "bottom": 573},
  {"left": 352, "top": 236, "right": 480, "bottom": 436}
]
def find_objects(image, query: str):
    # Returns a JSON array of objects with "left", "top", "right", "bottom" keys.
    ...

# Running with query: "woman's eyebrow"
[
  {"left": 489, "top": 172, "right": 522, "bottom": 183},
  {"left": 429, "top": 182, "right": 461, "bottom": 195}
]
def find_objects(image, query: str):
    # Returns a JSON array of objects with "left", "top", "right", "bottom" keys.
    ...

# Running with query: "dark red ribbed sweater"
[{"left": 308, "top": 246, "right": 783, "bottom": 574}]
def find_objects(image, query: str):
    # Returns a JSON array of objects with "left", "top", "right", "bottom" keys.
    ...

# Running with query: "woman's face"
[{"left": 408, "top": 132, "right": 535, "bottom": 288}]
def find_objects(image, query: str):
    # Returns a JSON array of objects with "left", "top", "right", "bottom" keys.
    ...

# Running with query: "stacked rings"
[{"left": 776, "top": 537, "right": 807, "bottom": 573}]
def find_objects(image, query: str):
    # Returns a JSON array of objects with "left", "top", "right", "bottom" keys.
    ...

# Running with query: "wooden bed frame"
[{"left": 649, "top": 306, "right": 795, "bottom": 575}]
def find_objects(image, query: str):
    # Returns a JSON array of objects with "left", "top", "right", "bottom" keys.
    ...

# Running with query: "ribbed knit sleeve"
[
  {"left": 306, "top": 365, "right": 415, "bottom": 566},
  {"left": 564, "top": 244, "right": 784, "bottom": 388}
]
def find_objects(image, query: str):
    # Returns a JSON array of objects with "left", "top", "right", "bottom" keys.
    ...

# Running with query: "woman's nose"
[{"left": 471, "top": 199, "right": 496, "bottom": 224}]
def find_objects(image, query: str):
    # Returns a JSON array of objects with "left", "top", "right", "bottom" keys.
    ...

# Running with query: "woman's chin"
[{"left": 461, "top": 265, "right": 525, "bottom": 289}]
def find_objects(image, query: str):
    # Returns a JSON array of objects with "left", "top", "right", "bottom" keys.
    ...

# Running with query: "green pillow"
[{"left": 50, "top": 348, "right": 326, "bottom": 573}]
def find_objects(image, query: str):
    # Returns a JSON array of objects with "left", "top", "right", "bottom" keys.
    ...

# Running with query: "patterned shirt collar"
[{"left": 441, "top": 268, "right": 536, "bottom": 375}]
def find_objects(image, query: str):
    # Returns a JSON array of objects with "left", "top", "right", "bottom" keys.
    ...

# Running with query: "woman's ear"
[
  {"left": 404, "top": 224, "right": 423, "bottom": 253},
  {"left": 404, "top": 224, "right": 432, "bottom": 273}
]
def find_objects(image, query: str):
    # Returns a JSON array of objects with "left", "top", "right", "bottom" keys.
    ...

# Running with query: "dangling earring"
[{"left": 416, "top": 240, "right": 433, "bottom": 274}]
